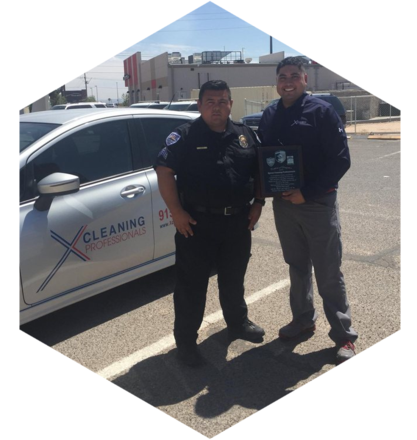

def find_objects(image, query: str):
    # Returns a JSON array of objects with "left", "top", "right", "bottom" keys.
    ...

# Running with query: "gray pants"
[{"left": 273, "top": 192, "right": 358, "bottom": 344}]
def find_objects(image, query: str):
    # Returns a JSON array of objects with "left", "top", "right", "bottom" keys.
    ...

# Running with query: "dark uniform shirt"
[
  {"left": 258, "top": 92, "right": 350, "bottom": 200},
  {"left": 155, "top": 116, "right": 260, "bottom": 208}
]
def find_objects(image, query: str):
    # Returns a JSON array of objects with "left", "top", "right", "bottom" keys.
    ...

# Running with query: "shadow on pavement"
[{"left": 112, "top": 329, "right": 335, "bottom": 420}]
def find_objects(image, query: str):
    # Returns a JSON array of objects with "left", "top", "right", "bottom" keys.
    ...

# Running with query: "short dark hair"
[
  {"left": 276, "top": 56, "right": 307, "bottom": 75},
  {"left": 199, "top": 80, "right": 231, "bottom": 101}
]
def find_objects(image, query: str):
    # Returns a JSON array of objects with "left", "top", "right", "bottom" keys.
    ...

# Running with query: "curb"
[{"left": 367, "top": 134, "right": 401, "bottom": 140}]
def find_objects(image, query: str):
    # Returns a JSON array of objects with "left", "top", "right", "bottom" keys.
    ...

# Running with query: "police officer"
[
  {"left": 258, "top": 57, "right": 358, "bottom": 365},
  {"left": 155, "top": 80, "right": 265, "bottom": 367}
]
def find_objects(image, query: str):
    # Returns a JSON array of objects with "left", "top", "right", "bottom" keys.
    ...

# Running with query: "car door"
[
  {"left": 132, "top": 115, "right": 195, "bottom": 259},
  {"left": 20, "top": 116, "right": 155, "bottom": 309}
]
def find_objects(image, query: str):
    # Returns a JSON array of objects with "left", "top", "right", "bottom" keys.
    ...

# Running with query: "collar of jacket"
[{"left": 277, "top": 92, "right": 309, "bottom": 113}]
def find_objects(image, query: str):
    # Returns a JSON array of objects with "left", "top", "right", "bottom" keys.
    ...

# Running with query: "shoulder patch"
[
  {"left": 158, "top": 147, "right": 169, "bottom": 160},
  {"left": 166, "top": 132, "right": 181, "bottom": 146}
]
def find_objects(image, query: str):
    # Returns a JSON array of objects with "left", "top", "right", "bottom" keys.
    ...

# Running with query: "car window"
[
  {"left": 95, "top": 104, "right": 106, "bottom": 108},
  {"left": 149, "top": 104, "right": 167, "bottom": 109},
  {"left": 165, "top": 103, "right": 191, "bottom": 111},
  {"left": 20, "top": 122, "right": 61, "bottom": 152},
  {"left": 24, "top": 119, "right": 133, "bottom": 201},
  {"left": 67, "top": 104, "right": 92, "bottom": 109},
  {"left": 134, "top": 117, "right": 190, "bottom": 167},
  {"left": 187, "top": 103, "right": 198, "bottom": 111}
]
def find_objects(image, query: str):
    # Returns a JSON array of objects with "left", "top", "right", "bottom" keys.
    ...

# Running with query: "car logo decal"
[{"left": 37, "top": 225, "right": 90, "bottom": 293}]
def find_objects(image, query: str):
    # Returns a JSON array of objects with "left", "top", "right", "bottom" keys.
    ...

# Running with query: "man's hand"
[
  {"left": 172, "top": 209, "right": 197, "bottom": 238},
  {"left": 248, "top": 203, "right": 263, "bottom": 230},
  {"left": 282, "top": 189, "right": 305, "bottom": 204}
]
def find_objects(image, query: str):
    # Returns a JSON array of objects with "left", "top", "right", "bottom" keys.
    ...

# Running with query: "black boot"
[{"left": 228, "top": 319, "right": 265, "bottom": 342}]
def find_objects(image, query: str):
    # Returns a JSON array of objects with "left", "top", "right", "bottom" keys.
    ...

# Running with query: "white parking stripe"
[
  {"left": 97, "top": 279, "right": 290, "bottom": 381},
  {"left": 374, "top": 151, "right": 400, "bottom": 160}
]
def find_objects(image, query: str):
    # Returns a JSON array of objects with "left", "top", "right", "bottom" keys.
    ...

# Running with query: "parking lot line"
[{"left": 97, "top": 278, "right": 290, "bottom": 381}]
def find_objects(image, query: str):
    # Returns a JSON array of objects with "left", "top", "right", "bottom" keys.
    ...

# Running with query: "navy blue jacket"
[{"left": 258, "top": 93, "right": 350, "bottom": 200}]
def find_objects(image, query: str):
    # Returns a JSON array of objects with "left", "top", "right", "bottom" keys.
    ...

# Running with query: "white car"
[
  {"left": 130, "top": 102, "right": 170, "bottom": 109},
  {"left": 164, "top": 101, "right": 199, "bottom": 112},
  {"left": 51, "top": 102, "right": 107, "bottom": 109},
  {"left": 20, "top": 108, "right": 199, "bottom": 324}
]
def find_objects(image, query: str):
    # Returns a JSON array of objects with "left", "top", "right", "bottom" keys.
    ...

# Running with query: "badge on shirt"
[
  {"left": 239, "top": 135, "right": 248, "bottom": 148},
  {"left": 166, "top": 132, "right": 181, "bottom": 146}
]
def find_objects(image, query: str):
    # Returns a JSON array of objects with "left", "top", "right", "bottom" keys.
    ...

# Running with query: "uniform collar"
[
  {"left": 278, "top": 92, "right": 309, "bottom": 112},
  {"left": 197, "top": 116, "right": 236, "bottom": 137}
]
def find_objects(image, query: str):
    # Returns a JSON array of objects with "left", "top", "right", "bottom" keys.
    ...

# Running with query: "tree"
[
  {"left": 49, "top": 87, "right": 67, "bottom": 106},
  {"left": 85, "top": 96, "right": 97, "bottom": 102},
  {"left": 120, "top": 93, "right": 130, "bottom": 107}
]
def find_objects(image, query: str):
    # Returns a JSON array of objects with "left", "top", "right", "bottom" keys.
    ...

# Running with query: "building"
[{"left": 123, "top": 50, "right": 359, "bottom": 105}]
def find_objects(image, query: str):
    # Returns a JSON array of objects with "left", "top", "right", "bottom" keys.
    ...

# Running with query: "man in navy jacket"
[{"left": 258, "top": 57, "right": 358, "bottom": 365}]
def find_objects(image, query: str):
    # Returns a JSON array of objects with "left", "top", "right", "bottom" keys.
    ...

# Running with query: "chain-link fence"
[
  {"left": 244, "top": 99, "right": 268, "bottom": 116},
  {"left": 243, "top": 94, "right": 400, "bottom": 126},
  {"left": 339, "top": 95, "right": 400, "bottom": 125}
]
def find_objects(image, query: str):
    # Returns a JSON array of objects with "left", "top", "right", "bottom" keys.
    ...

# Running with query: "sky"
[
  {"left": 4, "top": 1, "right": 414, "bottom": 439},
  {"left": 65, "top": 2, "right": 303, "bottom": 102}
]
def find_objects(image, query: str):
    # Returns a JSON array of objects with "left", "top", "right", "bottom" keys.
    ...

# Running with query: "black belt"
[{"left": 188, "top": 204, "right": 248, "bottom": 216}]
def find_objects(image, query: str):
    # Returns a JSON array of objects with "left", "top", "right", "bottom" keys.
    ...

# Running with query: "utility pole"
[
  {"left": 270, "top": 36, "right": 273, "bottom": 54},
  {"left": 84, "top": 73, "right": 88, "bottom": 100}
]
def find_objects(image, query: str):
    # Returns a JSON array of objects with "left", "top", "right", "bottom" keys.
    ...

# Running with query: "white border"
[{"left": 5, "top": 1, "right": 412, "bottom": 438}]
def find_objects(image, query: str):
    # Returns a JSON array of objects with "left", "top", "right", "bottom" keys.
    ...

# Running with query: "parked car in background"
[
  {"left": 51, "top": 102, "right": 107, "bottom": 110},
  {"left": 240, "top": 93, "right": 346, "bottom": 131},
  {"left": 19, "top": 108, "right": 199, "bottom": 324},
  {"left": 311, "top": 93, "right": 346, "bottom": 126},
  {"left": 130, "top": 101, "right": 170, "bottom": 109},
  {"left": 164, "top": 101, "right": 199, "bottom": 112},
  {"left": 239, "top": 99, "right": 279, "bottom": 131}
]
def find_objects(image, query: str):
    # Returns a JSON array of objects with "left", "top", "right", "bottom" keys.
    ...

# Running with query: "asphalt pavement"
[{"left": 20, "top": 134, "right": 401, "bottom": 439}]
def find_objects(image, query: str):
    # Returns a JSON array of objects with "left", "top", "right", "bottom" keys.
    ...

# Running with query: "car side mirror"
[{"left": 34, "top": 172, "right": 80, "bottom": 211}]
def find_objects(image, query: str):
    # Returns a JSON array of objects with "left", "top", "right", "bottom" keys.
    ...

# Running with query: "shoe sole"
[
  {"left": 335, "top": 351, "right": 356, "bottom": 366},
  {"left": 278, "top": 325, "right": 316, "bottom": 341}
]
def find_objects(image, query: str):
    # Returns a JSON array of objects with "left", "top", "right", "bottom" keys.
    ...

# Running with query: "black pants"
[{"left": 173, "top": 208, "right": 251, "bottom": 347}]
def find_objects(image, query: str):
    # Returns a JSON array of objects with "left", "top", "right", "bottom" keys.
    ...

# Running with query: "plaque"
[{"left": 257, "top": 145, "right": 303, "bottom": 197}]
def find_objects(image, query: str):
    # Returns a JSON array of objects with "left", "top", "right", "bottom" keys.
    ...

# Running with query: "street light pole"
[
  {"left": 95, "top": 86, "right": 98, "bottom": 102},
  {"left": 116, "top": 82, "right": 119, "bottom": 104}
]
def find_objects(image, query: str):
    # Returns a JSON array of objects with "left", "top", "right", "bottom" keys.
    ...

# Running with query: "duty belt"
[{"left": 188, "top": 204, "right": 247, "bottom": 216}]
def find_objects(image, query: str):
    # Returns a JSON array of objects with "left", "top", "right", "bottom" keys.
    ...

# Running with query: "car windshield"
[
  {"left": 20, "top": 122, "right": 60, "bottom": 152},
  {"left": 165, "top": 103, "right": 193, "bottom": 111}
]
